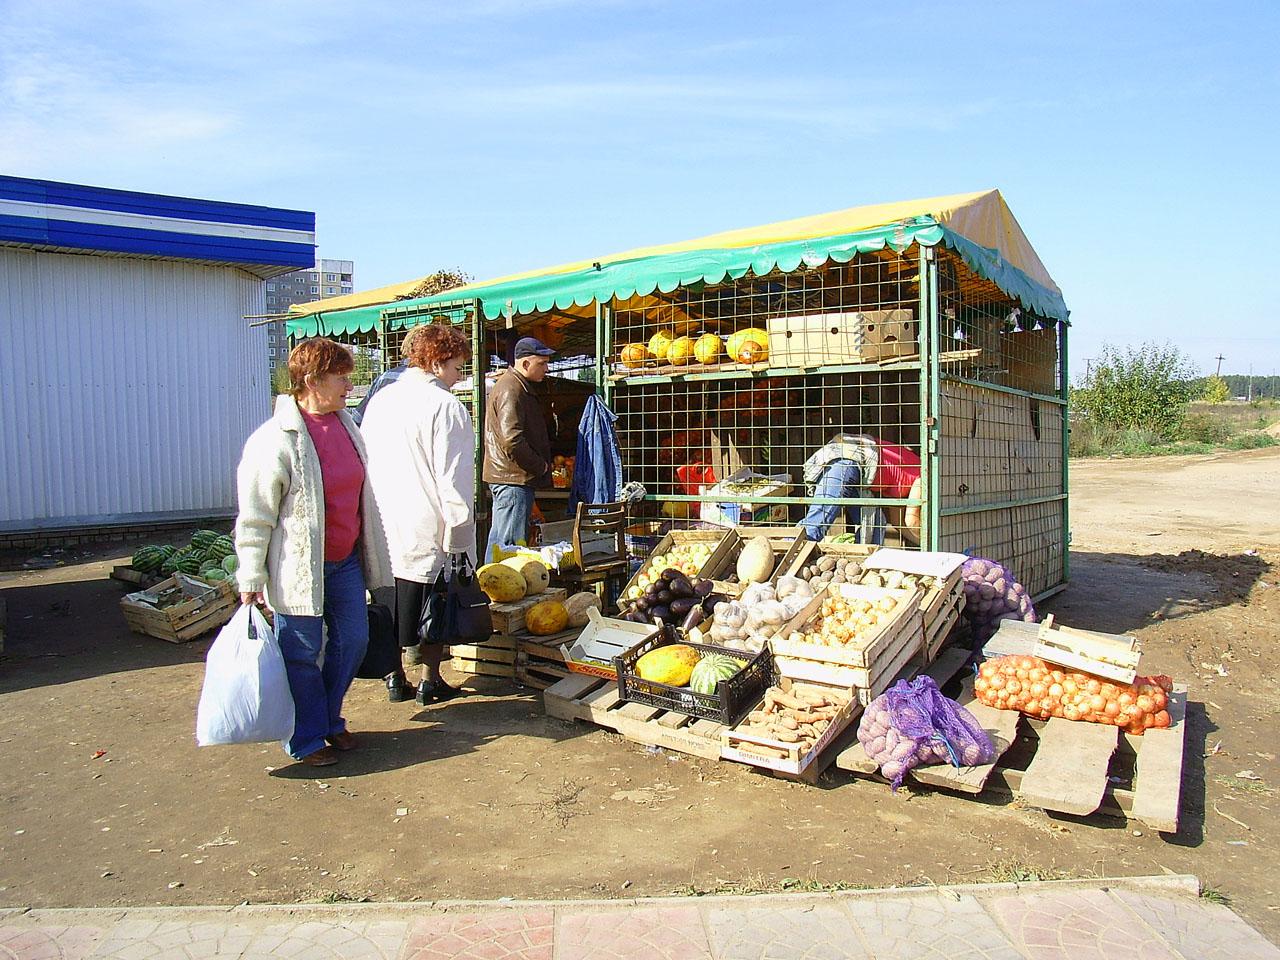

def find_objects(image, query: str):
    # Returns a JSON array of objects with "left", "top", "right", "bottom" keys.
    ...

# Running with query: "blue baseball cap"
[{"left": 514, "top": 336, "right": 556, "bottom": 358}]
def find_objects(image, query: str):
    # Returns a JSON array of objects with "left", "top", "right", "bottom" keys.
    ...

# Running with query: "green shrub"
[
  {"left": 1180, "top": 412, "right": 1230, "bottom": 445},
  {"left": 1073, "top": 342, "right": 1197, "bottom": 440},
  {"left": 1202, "top": 375, "right": 1230, "bottom": 404}
]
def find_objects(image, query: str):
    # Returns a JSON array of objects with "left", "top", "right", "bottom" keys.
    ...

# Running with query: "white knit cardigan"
[{"left": 234, "top": 395, "right": 392, "bottom": 616}]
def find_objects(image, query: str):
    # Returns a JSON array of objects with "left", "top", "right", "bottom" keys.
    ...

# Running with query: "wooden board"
[
  {"left": 1032, "top": 615, "right": 1141, "bottom": 684},
  {"left": 543, "top": 675, "right": 724, "bottom": 761},
  {"left": 1130, "top": 684, "right": 1188, "bottom": 833},
  {"left": 452, "top": 660, "right": 516, "bottom": 678},
  {"left": 908, "top": 677, "right": 1021, "bottom": 794},
  {"left": 119, "top": 575, "right": 238, "bottom": 643},
  {"left": 1015, "top": 716, "right": 1120, "bottom": 816}
]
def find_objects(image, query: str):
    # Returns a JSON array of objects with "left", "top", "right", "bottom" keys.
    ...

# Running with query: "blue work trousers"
[
  {"left": 486, "top": 483, "right": 536, "bottom": 562},
  {"left": 273, "top": 550, "right": 368, "bottom": 760},
  {"left": 800, "top": 459, "right": 885, "bottom": 544}
]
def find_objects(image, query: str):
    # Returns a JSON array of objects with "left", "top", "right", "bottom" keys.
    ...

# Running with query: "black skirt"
[{"left": 394, "top": 576, "right": 446, "bottom": 648}]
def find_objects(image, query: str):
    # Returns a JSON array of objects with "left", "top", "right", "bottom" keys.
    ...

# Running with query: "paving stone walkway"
[{"left": 0, "top": 876, "right": 1275, "bottom": 960}]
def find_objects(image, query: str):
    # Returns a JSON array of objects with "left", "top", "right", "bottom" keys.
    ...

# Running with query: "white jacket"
[
  {"left": 360, "top": 367, "right": 477, "bottom": 583},
  {"left": 234, "top": 395, "right": 392, "bottom": 615}
]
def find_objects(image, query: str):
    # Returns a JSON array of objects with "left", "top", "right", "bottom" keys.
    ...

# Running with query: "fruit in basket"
[
  {"left": 131, "top": 545, "right": 167, "bottom": 574},
  {"left": 477, "top": 562, "right": 526, "bottom": 602},
  {"left": 726, "top": 328, "right": 768, "bottom": 364},
  {"left": 500, "top": 556, "right": 549, "bottom": 595},
  {"left": 694, "top": 333, "right": 722, "bottom": 364},
  {"left": 647, "top": 330, "right": 674, "bottom": 362},
  {"left": 636, "top": 643, "right": 701, "bottom": 685},
  {"left": 620, "top": 343, "right": 648, "bottom": 368},
  {"left": 688, "top": 653, "right": 746, "bottom": 694},
  {"left": 526, "top": 599, "right": 569, "bottom": 636},
  {"left": 668, "top": 335, "right": 695, "bottom": 364},
  {"left": 736, "top": 536, "right": 776, "bottom": 583}
]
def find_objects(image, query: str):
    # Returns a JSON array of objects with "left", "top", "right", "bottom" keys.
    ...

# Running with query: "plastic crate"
[{"left": 613, "top": 631, "right": 772, "bottom": 726}]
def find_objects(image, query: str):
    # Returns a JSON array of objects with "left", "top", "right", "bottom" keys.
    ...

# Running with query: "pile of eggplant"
[{"left": 618, "top": 568, "right": 726, "bottom": 632}]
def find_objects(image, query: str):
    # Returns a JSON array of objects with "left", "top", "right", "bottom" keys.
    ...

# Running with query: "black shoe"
[
  {"left": 415, "top": 679, "right": 432, "bottom": 706},
  {"left": 385, "top": 672, "right": 413, "bottom": 703},
  {"left": 415, "top": 678, "right": 465, "bottom": 705}
]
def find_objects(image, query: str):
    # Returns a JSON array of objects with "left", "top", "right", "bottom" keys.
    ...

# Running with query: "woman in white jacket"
[
  {"left": 234, "top": 338, "right": 392, "bottom": 767},
  {"left": 361, "top": 322, "right": 477, "bottom": 705}
]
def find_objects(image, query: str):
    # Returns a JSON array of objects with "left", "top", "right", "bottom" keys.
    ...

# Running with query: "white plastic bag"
[{"left": 196, "top": 604, "right": 295, "bottom": 746}]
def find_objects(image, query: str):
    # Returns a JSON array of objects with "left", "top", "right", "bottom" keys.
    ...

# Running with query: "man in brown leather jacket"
[{"left": 482, "top": 337, "right": 555, "bottom": 560}]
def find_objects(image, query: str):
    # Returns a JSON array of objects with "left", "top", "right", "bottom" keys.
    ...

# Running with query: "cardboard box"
[
  {"left": 765, "top": 309, "right": 916, "bottom": 367},
  {"left": 701, "top": 469, "right": 793, "bottom": 528}
]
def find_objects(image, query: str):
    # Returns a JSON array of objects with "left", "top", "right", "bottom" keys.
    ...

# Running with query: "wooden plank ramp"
[
  {"left": 543, "top": 675, "right": 724, "bottom": 761},
  {"left": 1130, "top": 684, "right": 1188, "bottom": 833},
  {"left": 1016, "top": 717, "right": 1119, "bottom": 815}
]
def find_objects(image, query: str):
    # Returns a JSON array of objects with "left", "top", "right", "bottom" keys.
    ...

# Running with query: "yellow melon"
[
  {"left": 620, "top": 343, "right": 647, "bottom": 368},
  {"left": 647, "top": 330, "right": 673, "bottom": 362},
  {"left": 500, "top": 556, "right": 549, "bottom": 595},
  {"left": 668, "top": 335, "right": 695, "bottom": 364},
  {"left": 526, "top": 599, "right": 569, "bottom": 636},
  {"left": 726, "top": 328, "right": 769, "bottom": 364},
  {"left": 635, "top": 644, "right": 702, "bottom": 686},
  {"left": 477, "top": 562, "right": 526, "bottom": 602},
  {"left": 694, "top": 333, "right": 722, "bottom": 364},
  {"left": 564, "top": 591, "right": 601, "bottom": 627}
]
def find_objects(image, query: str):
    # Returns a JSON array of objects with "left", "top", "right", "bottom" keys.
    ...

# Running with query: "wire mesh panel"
[
  {"left": 382, "top": 300, "right": 482, "bottom": 419},
  {"left": 939, "top": 499, "right": 1064, "bottom": 599}
]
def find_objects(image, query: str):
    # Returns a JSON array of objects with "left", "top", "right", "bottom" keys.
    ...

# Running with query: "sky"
[{"left": 2, "top": 0, "right": 1278, "bottom": 379}]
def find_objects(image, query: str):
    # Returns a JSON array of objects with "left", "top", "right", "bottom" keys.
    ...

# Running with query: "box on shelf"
[
  {"left": 489, "top": 587, "right": 568, "bottom": 636},
  {"left": 119, "top": 574, "right": 238, "bottom": 643},
  {"left": 701, "top": 470, "right": 793, "bottom": 528},
  {"left": 765, "top": 309, "right": 917, "bottom": 368},
  {"left": 614, "top": 631, "right": 772, "bottom": 727}
]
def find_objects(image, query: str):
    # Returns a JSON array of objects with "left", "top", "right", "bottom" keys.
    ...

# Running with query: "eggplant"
[
  {"left": 656, "top": 589, "right": 674, "bottom": 604},
  {"left": 634, "top": 596, "right": 651, "bottom": 612},
  {"left": 702, "top": 593, "right": 726, "bottom": 615},
  {"left": 660, "top": 567, "right": 683, "bottom": 583},
  {"left": 669, "top": 597, "right": 697, "bottom": 617},
  {"left": 649, "top": 604, "right": 671, "bottom": 623},
  {"left": 681, "top": 604, "right": 706, "bottom": 632},
  {"left": 625, "top": 610, "right": 647, "bottom": 623},
  {"left": 669, "top": 576, "right": 694, "bottom": 598},
  {"left": 692, "top": 578, "right": 715, "bottom": 598}
]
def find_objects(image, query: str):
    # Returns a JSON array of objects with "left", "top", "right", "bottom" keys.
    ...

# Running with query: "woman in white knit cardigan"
[{"left": 234, "top": 338, "right": 392, "bottom": 767}]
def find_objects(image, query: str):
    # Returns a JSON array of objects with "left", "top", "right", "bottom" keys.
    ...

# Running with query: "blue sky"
[{"left": 3, "top": 0, "right": 1277, "bottom": 378}]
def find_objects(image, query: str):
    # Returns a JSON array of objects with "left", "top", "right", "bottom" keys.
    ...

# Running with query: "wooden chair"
[{"left": 556, "top": 501, "right": 629, "bottom": 604}]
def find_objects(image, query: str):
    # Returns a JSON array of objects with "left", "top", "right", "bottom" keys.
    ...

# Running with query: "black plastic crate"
[{"left": 613, "top": 631, "right": 772, "bottom": 726}]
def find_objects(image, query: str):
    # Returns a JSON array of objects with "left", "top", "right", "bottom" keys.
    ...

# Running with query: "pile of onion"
[{"left": 974, "top": 655, "right": 1173, "bottom": 735}]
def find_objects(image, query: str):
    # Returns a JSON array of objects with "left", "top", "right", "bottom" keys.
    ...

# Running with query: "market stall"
[{"left": 286, "top": 189, "right": 1069, "bottom": 598}]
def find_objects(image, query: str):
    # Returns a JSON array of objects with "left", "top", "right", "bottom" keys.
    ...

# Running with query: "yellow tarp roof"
[{"left": 288, "top": 189, "right": 1059, "bottom": 319}]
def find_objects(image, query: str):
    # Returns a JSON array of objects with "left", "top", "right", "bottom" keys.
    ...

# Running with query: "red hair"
[
  {"left": 404, "top": 321, "right": 472, "bottom": 369},
  {"left": 287, "top": 338, "right": 354, "bottom": 398}
]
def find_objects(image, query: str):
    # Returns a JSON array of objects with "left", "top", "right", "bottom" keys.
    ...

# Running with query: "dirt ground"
[{"left": 1, "top": 448, "right": 1277, "bottom": 937}]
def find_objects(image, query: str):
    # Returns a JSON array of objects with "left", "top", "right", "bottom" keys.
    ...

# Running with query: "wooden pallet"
[
  {"left": 543, "top": 674, "right": 725, "bottom": 760},
  {"left": 514, "top": 631, "right": 578, "bottom": 689},
  {"left": 450, "top": 634, "right": 517, "bottom": 678},
  {"left": 834, "top": 676, "right": 1189, "bottom": 832}
]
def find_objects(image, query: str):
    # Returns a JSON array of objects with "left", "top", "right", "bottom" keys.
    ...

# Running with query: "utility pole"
[{"left": 1214, "top": 353, "right": 1225, "bottom": 377}]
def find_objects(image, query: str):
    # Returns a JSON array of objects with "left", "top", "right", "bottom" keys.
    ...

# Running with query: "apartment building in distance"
[{"left": 265, "top": 258, "right": 353, "bottom": 368}]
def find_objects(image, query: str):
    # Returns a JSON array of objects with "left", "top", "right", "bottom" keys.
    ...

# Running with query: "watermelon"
[
  {"left": 171, "top": 547, "right": 202, "bottom": 576},
  {"left": 190, "top": 529, "right": 222, "bottom": 552},
  {"left": 157, "top": 544, "right": 178, "bottom": 561},
  {"left": 207, "top": 535, "right": 235, "bottom": 561},
  {"left": 688, "top": 653, "right": 746, "bottom": 695},
  {"left": 199, "top": 560, "right": 223, "bottom": 577},
  {"left": 160, "top": 549, "right": 183, "bottom": 576},
  {"left": 131, "top": 545, "right": 167, "bottom": 573},
  {"left": 200, "top": 568, "right": 229, "bottom": 583},
  {"left": 221, "top": 554, "right": 239, "bottom": 575}
]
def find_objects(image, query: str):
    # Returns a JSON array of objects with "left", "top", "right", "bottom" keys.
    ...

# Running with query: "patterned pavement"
[{"left": 0, "top": 878, "right": 1276, "bottom": 960}]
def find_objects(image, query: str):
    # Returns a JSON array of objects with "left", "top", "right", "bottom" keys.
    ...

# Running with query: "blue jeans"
[
  {"left": 486, "top": 483, "right": 536, "bottom": 562},
  {"left": 273, "top": 551, "right": 368, "bottom": 760},
  {"left": 800, "top": 459, "right": 885, "bottom": 544}
]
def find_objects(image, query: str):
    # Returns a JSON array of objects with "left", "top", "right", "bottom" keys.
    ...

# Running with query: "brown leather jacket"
[{"left": 482, "top": 369, "right": 553, "bottom": 487}]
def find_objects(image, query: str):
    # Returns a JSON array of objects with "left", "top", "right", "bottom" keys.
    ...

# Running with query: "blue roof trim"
[
  {"left": 0, "top": 213, "right": 315, "bottom": 267},
  {"left": 0, "top": 175, "right": 315, "bottom": 232}
]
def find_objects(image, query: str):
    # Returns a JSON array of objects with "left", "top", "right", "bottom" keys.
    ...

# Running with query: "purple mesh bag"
[
  {"left": 959, "top": 556, "right": 1037, "bottom": 644},
  {"left": 856, "top": 675, "right": 996, "bottom": 789}
]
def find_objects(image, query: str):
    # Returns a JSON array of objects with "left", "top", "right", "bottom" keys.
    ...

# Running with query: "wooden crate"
[
  {"left": 721, "top": 679, "right": 858, "bottom": 781},
  {"left": 489, "top": 588, "right": 568, "bottom": 635},
  {"left": 450, "top": 634, "right": 517, "bottom": 678},
  {"left": 834, "top": 674, "right": 1190, "bottom": 832},
  {"left": 514, "top": 631, "right": 577, "bottom": 689},
  {"left": 543, "top": 674, "right": 725, "bottom": 761},
  {"left": 617, "top": 528, "right": 741, "bottom": 608},
  {"left": 770, "top": 583, "right": 923, "bottom": 669},
  {"left": 119, "top": 574, "right": 238, "bottom": 643}
]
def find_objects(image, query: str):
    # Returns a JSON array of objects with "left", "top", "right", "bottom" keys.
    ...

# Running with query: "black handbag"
[
  {"left": 445, "top": 554, "right": 494, "bottom": 643},
  {"left": 356, "top": 602, "right": 401, "bottom": 679}
]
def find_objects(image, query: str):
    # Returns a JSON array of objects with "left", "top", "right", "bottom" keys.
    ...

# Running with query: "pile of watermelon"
[{"left": 131, "top": 529, "right": 239, "bottom": 585}]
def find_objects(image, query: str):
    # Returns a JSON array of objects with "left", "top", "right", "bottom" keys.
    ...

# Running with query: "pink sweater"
[{"left": 301, "top": 410, "right": 364, "bottom": 561}]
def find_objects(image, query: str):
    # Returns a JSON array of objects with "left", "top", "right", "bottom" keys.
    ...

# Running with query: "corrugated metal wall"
[{"left": 0, "top": 247, "right": 269, "bottom": 528}]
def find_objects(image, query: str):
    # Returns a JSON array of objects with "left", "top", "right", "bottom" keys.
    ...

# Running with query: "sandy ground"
[{"left": 1, "top": 447, "right": 1277, "bottom": 936}]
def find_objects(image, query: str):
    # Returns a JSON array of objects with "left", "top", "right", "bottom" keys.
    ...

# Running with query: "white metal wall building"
[{"left": 0, "top": 176, "right": 316, "bottom": 533}]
